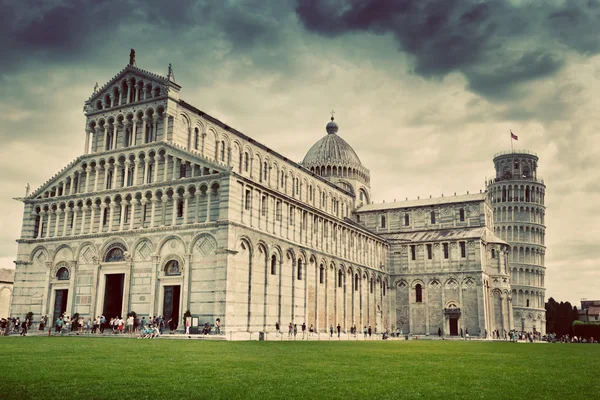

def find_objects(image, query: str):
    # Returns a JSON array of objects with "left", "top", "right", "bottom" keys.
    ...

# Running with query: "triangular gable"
[
  {"left": 84, "top": 65, "right": 181, "bottom": 112},
  {"left": 27, "top": 141, "right": 230, "bottom": 200}
]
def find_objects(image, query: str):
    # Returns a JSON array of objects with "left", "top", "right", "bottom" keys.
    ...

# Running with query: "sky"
[{"left": 1, "top": 0, "right": 599, "bottom": 306}]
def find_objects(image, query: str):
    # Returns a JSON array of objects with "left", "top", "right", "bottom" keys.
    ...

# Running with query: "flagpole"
[{"left": 510, "top": 130, "right": 513, "bottom": 152}]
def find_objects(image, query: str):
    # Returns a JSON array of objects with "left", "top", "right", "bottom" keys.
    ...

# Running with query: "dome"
[{"left": 302, "top": 118, "right": 363, "bottom": 168}]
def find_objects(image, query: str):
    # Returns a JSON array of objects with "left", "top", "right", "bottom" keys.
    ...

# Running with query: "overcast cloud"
[{"left": 1, "top": 0, "right": 599, "bottom": 305}]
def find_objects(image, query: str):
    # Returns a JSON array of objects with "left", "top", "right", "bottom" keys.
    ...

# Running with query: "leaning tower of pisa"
[{"left": 487, "top": 150, "right": 547, "bottom": 334}]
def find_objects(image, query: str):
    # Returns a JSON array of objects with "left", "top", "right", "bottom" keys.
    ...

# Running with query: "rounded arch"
[
  {"left": 237, "top": 235, "right": 254, "bottom": 257},
  {"left": 29, "top": 246, "right": 49, "bottom": 265},
  {"left": 156, "top": 234, "right": 188, "bottom": 256},
  {"left": 52, "top": 244, "right": 74, "bottom": 262},
  {"left": 161, "top": 253, "right": 185, "bottom": 275}
]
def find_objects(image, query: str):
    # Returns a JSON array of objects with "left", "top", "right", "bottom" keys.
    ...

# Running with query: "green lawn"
[{"left": 0, "top": 337, "right": 597, "bottom": 399}]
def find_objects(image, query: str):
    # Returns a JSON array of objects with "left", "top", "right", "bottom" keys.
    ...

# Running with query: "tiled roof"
[
  {"left": 587, "top": 306, "right": 600, "bottom": 316},
  {"left": 0, "top": 268, "right": 14, "bottom": 283},
  {"left": 357, "top": 193, "right": 487, "bottom": 212},
  {"left": 381, "top": 227, "right": 507, "bottom": 245}
]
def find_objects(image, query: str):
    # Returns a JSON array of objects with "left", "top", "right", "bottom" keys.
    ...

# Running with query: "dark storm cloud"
[
  {"left": 295, "top": 0, "right": 600, "bottom": 98},
  {"left": 0, "top": 0, "right": 288, "bottom": 74}
]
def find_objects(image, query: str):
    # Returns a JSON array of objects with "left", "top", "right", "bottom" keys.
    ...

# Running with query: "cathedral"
[{"left": 10, "top": 57, "right": 547, "bottom": 337}]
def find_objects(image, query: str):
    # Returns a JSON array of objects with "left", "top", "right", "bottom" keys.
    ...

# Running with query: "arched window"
[
  {"left": 430, "top": 211, "right": 436, "bottom": 224},
  {"left": 383, "top": 283, "right": 386, "bottom": 296},
  {"left": 56, "top": 267, "right": 70, "bottom": 280},
  {"left": 244, "top": 152, "right": 249, "bottom": 172},
  {"left": 319, "top": 265, "right": 324, "bottom": 284},
  {"left": 381, "top": 215, "right": 386, "bottom": 228},
  {"left": 459, "top": 208, "right": 465, "bottom": 222},
  {"left": 297, "top": 259, "right": 303, "bottom": 280},
  {"left": 338, "top": 269, "right": 343, "bottom": 288},
  {"left": 177, "top": 199, "right": 184, "bottom": 218},
  {"left": 220, "top": 140, "right": 225, "bottom": 161},
  {"left": 104, "top": 244, "right": 126, "bottom": 262},
  {"left": 354, "top": 274, "right": 359, "bottom": 291},
  {"left": 415, "top": 284, "right": 422, "bottom": 303},
  {"left": 370, "top": 278, "right": 373, "bottom": 293},
  {"left": 271, "top": 255, "right": 277, "bottom": 275},
  {"left": 165, "top": 260, "right": 181, "bottom": 276},
  {"left": 147, "top": 164, "right": 154, "bottom": 184},
  {"left": 526, "top": 299, "right": 530, "bottom": 307},
  {"left": 194, "top": 128, "right": 199, "bottom": 150},
  {"left": 491, "top": 249, "right": 496, "bottom": 258},
  {"left": 404, "top": 214, "right": 409, "bottom": 226},
  {"left": 280, "top": 171, "right": 285, "bottom": 187},
  {"left": 263, "top": 162, "right": 268, "bottom": 182}
]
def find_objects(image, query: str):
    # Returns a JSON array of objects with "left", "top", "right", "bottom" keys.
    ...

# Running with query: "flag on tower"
[{"left": 511, "top": 130, "right": 518, "bottom": 140}]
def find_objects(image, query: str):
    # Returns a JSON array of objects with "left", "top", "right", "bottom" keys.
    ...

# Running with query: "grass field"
[{"left": 0, "top": 337, "right": 598, "bottom": 399}]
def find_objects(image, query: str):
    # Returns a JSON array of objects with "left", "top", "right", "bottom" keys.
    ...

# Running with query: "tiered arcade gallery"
[{"left": 11, "top": 59, "right": 546, "bottom": 337}]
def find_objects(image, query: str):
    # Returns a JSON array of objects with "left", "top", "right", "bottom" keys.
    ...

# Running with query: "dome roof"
[{"left": 302, "top": 118, "right": 363, "bottom": 168}]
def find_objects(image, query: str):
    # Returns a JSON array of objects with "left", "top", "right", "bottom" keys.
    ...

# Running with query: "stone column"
[
  {"left": 129, "top": 199, "right": 136, "bottom": 230},
  {"left": 123, "top": 161, "right": 130, "bottom": 187},
  {"left": 112, "top": 166, "right": 118, "bottom": 189},
  {"left": 103, "top": 126, "right": 109, "bottom": 151},
  {"left": 171, "top": 194, "right": 179, "bottom": 225},
  {"left": 142, "top": 117, "right": 148, "bottom": 143},
  {"left": 113, "top": 122, "right": 119, "bottom": 150},
  {"left": 153, "top": 159, "right": 159, "bottom": 183},
  {"left": 54, "top": 209, "right": 62, "bottom": 237},
  {"left": 163, "top": 155, "right": 169, "bottom": 182},
  {"left": 108, "top": 203, "right": 115, "bottom": 233},
  {"left": 150, "top": 199, "right": 157, "bottom": 228},
  {"left": 84, "top": 129, "right": 91, "bottom": 155},
  {"left": 89, "top": 204, "right": 96, "bottom": 234},
  {"left": 84, "top": 169, "right": 90, "bottom": 193},
  {"left": 172, "top": 157, "right": 178, "bottom": 180},
  {"left": 45, "top": 210, "right": 54, "bottom": 239},
  {"left": 183, "top": 194, "right": 190, "bottom": 225},
  {"left": 119, "top": 201, "right": 128, "bottom": 231},
  {"left": 143, "top": 160, "right": 150, "bottom": 186},
  {"left": 79, "top": 206, "right": 87, "bottom": 235},
  {"left": 153, "top": 115, "right": 159, "bottom": 141},
  {"left": 132, "top": 120, "right": 138, "bottom": 146},
  {"left": 62, "top": 209, "right": 70, "bottom": 237},
  {"left": 126, "top": 81, "right": 132, "bottom": 104},
  {"left": 71, "top": 207, "right": 79, "bottom": 236},
  {"left": 205, "top": 190, "right": 211, "bottom": 223}
]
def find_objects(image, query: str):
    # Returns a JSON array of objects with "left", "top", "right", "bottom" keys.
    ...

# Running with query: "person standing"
[
  {"left": 20, "top": 319, "right": 28, "bottom": 336},
  {"left": 185, "top": 317, "right": 191, "bottom": 335},
  {"left": 215, "top": 318, "right": 221, "bottom": 334},
  {"left": 301, "top": 322, "right": 306, "bottom": 339},
  {"left": 368, "top": 326, "right": 372, "bottom": 338},
  {"left": 329, "top": 324, "right": 334, "bottom": 337},
  {"left": 337, "top": 323, "right": 341, "bottom": 338},
  {"left": 293, "top": 324, "right": 297, "bottom": 338},
  {"left": 438, "top": 327, "right": 441, "bottom": 337},
  {"left": 363, "top": 326, "right": 367, "bottom": 338},
  {"left": 127, "top": 315, "right": 134, "bottom": 335},
  {"left": 275, "top": 321, "right": 280, "bottom": 336},
  {"left": 288, "top": 322, "right": 293, "bottom": 337}
]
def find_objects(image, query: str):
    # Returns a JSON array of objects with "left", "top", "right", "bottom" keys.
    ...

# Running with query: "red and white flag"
[{"left": 511, "top": 130, "right": 518, "bottom": 140}]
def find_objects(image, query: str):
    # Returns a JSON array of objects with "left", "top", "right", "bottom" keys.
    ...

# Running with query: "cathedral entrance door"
[
  {"left": 163, "top": 286, "right": 181, "bottom": 330},
  {"left": 102, "top": 274, "right": 125, "bottom": 319},
  {"left": 53, "top": 289, "right": 68, "bottom": 323},
  {"left": 449, "top": 318, "right": 458, "bottom": 336}
]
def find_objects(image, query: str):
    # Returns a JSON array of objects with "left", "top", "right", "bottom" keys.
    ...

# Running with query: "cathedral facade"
[{"left": 10, "top": 60, "right": 546, "bottom": 336}]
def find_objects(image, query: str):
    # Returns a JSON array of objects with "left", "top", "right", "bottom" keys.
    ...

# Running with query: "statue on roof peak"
[{"left": 129, "top": 49, "right": 136, "bottom": 66}]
